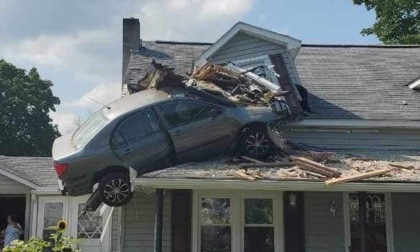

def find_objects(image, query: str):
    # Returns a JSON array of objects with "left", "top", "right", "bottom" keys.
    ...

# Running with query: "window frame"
[
  {"left": 192, "top": 190, "right": 283, "bottom": 252},
  {"left": 343, "top": 192, "right": 394, "bottom": 252}
]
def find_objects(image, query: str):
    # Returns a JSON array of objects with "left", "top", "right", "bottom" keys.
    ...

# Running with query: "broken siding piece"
[{"left": 325, "top": 168, "right": 394, "bottom": 186}]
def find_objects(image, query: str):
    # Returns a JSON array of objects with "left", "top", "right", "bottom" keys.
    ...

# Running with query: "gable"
[
  {"left": 211, "top": 31, "right": 287, "bottom": 64},
  {"left": 0, "top": 173, "right": 31, "bottom": 193}
]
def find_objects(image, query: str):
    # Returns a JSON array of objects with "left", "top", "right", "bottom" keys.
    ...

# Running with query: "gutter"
[{"left": 133, "top": 177, "right": 420, "bottom": 193}]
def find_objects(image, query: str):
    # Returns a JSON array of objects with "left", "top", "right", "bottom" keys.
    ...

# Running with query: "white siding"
[
  {"left": 122, "top": 191, "right": 171, "bottom": 252},
  {"left": 210, "top": 31, "right": 300, "bottom": 87},
  {"left": 286, "top": 129, "right": 420, "bottom": 150},
  {"left": 111, "top": 207, "right": 122, "bottom": 252},
  {"left": 0, "top": 173, "right": 30, "bottom": 194},
  {"left": 304, "top": 192, "right": 345, "bottom": 252}
]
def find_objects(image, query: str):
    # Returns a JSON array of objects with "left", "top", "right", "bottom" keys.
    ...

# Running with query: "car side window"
[
  {"left": 118, "top": 110, "right": 160, "bottom": 144},
  {"left": 157, "top": 101, "right": 214, "bottom": 128}
]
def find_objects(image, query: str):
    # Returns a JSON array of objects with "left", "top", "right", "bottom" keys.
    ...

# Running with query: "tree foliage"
[
  {"left": 353, "top": 0, "right": 420, "bottom": 44},
  {"left": 0, "top": 59, "right": 60, "bottom": 156}
]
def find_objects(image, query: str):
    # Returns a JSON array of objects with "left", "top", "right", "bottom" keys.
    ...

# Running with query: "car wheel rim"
[
  {"left": 103, "top": 179, "right": 130, "bottom": 203},
  {"left": 245, "top": 132, "right": 270, "bottom": 156}
]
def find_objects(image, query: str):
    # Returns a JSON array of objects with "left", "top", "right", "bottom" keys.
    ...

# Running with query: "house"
[
  {"left": 1, "top": 18, "right": 420, "bottom": 252},
  {"left": 118, "top": 18, "right": 420, "bottom": 252}
]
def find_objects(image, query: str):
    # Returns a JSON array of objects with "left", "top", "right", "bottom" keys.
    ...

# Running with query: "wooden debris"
[
  {"left": 390, "top": 164, "right": 416, "bottom": 170},
  {"left": 241, "top": 156, "right": 263, "bottom": 163},
  {"left": 239, "top": 162, "right": 293, "bottom": 168},
  {"left": 234, "top": 170, "right": 256, "bottom": 181},
  {"left": 304, "top": 171, "right": 327, "bottom": 179},
  {"left": 291, "top": 156, "right": 342, "bottom": 178},
  {"left": 325, "top": 168, "right": 394, "bottom": 186}
]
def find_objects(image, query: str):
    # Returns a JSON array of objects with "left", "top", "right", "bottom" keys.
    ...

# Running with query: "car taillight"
[{"left": 54, "top": 162, "right": 68, "bottom": 177}]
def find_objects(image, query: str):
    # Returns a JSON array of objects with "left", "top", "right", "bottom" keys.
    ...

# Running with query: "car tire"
[
  {"left": 98, "top": 172, "right": 133, "bottom": 207},
  {"left": 239, "top": 125, "right": 272, "bottom": 159}
]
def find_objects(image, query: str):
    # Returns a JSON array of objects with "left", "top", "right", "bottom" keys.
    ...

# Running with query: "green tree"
[
  {"left": 0, "top": 59, "right": 60, "bottom": 156},
  {"left": 353, "top": 0, "right": 420, "bottom": 44}
]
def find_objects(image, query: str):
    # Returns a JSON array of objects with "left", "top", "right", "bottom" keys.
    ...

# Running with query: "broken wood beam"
[
  {"left": 239, "top": 162, "right": 293, "bottom": 168},
  {"left": 291, "top": 156, "right": 342, "bottom": 177},
  {"left": 293, "top": 160, "right": 335, "bottom": 178},
  {"left": 234, "top": 170, "right": 256, "bottom": 181},
  {"left": 241, "top": 156, "right": 263, "bottom": 163},
  {"left": 325, "top": 168, "right": 394, "bottom": 186}
]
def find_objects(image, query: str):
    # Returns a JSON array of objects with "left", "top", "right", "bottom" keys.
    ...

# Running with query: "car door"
[
  {"left": 112, "top": 109, "right": 172, "bottom": 174},
  {"left": 156, "top": 100, "right": 237, "bottom": 163}
]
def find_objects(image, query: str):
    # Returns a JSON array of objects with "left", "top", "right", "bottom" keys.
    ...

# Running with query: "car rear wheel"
[
  {"left": 239, "top": 125, "right": 272, "bottom": 159},
  {"left": 98, "top": 173, "right": 133, "bottom": 207}
]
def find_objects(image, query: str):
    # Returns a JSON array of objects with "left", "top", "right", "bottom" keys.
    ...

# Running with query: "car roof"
[{"left": 103, "top": 89, "right": 170, "bottom": 120}]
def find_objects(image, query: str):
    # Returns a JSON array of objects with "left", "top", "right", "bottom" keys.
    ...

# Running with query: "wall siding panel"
[
  {"left": 210, "top": 32, "right": 300, "bottom": 87},
  {"left": 286, "top": 129, "right": 420, "bottom": 150},
  {"left": 0, "top": 174, "right": 30, "bottom": 194},
  {"left": 304, "top": 192, "right": 345, "bottom": 252},
  {"left": 392, "top": 193, "right": 420, "bottom": 252},
  {"left": 123, "top": 191, "right": 171, "bottom": 252}
]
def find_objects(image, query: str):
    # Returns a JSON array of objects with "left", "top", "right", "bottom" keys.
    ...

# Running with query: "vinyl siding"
[
  {"left": 392, "top": 193, "right": 420, "bottom": 252},
  {"left": 286, "top": 129, "right": 420, "bottom": 150},
  {"left": 122, "top": 190, "right": 171, "bottom": 252},
  {"left": 0, "top": 173, "right": 30, "bottom": 194},
  {"left": 210, "top": 31, "right": 300, "bottom": 87},
  {"left": 305, "top": 192, "right": 345, "bottom": 252},
  {"left": 111, "top": 207, "right": 122, "bottom": 252}
]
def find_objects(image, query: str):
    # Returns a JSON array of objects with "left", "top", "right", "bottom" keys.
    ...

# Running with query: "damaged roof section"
[{"left": 140, "top": 150, "right": 420, "bottom": 184}]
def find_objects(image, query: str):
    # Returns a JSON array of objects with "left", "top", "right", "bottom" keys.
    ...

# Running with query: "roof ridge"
[{"left": 301, "top": 44, "right": 420, "bottom": 48}]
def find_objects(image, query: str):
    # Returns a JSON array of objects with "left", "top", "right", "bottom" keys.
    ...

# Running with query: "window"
[
  {"left": 194, "top": 192, "right": 282, "bottom": 252},
  {"left": 157, "top": 101, "right": 213, "bottom": 128},
  {"left": 77, "top": 203, "right": 102, "bottom": 239},
  {"left": 118, "top": 110, "right": 159, "bottom": 144},
  {"left": 73, "top": 109, "right": 109, "bottom": 149}
]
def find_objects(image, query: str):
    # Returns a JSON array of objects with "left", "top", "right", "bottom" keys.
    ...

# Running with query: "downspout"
[{"left": 154, "top": 189, "right": 164, "bottom": 252}]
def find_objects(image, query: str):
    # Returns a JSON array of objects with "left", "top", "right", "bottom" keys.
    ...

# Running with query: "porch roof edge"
[{"left": 133, "top": 178, "right": 420, "bottom": 192}]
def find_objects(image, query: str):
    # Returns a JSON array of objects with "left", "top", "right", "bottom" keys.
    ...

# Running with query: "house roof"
[
  {"left": 125, "top": 41, "right": 420, "bottom": 121},
  {"left": 139, "top": 150, "right": 420, "bottom": 184},
  {"left": 0, "top": 156, "right": 56, "bottom": 188}
]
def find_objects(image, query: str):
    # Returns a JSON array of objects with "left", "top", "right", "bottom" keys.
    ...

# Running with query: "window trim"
[
  {"left": 192, "top": 190, "right": 284, "bottom": 252},
  {"left": 343, "top": 192, "right": 394, "bottom": 252}
]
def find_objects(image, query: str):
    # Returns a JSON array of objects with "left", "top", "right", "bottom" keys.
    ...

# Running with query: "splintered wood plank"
[
  {"left": 291, "top": 156, "right": 342, "bottom": 177},
  {"left": 293, "top": 160, "right": 335, "bottom": 178},
  {"left": 234, "top": 170, "right": 256, "bottom": 181},
  {"left": 325, "top": 168, "right": 394, "bottom": 186}
]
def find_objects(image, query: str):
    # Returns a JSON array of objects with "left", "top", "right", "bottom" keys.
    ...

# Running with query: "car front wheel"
[
  {"left": 239, "top": 126, "right": 272, "bottom": 159},
  {"left": 98, "top": 173, "right": 133, "bottom": 207}
]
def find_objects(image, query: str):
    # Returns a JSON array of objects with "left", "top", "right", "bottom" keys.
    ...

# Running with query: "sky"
[{"left": 0, "top": 0, "right": 379, "bottom": 134}]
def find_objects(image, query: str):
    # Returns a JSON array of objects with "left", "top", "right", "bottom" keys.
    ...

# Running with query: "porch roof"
[
  {"left": 135, "top": 150, "right": 420, "bottom": 189},
  {"left": 0, "top": 156, "right": 55, "bottom": 188}
]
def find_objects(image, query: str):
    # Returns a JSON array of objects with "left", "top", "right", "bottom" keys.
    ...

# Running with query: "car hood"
[{"left": 52, "top": 134, "right": 77, "bottom": 161}]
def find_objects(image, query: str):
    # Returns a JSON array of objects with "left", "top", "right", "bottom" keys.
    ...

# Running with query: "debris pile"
[{"left": 135, "top": 60, "right": 293, "bottom": 117}]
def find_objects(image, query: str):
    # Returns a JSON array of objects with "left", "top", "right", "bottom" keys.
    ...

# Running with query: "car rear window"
[{"left": 72, "top": 109, "right": 109, "bottom": 149}]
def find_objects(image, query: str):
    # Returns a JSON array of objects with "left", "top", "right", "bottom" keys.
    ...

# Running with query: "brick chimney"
[{"left": 122, "top": 18, "right": 140, "bottom": 95}]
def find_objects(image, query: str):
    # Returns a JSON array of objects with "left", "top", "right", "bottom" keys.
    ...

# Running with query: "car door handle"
[
  {"left": 122, "top": 148, "right": 132, "bottom": 155},
  {"left": 172, "top": 130, "right": 183, "bottom": 136}
]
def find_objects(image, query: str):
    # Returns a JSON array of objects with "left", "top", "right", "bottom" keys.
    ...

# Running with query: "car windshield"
[{"left": 72, "top": 109, "right": 109, "bottom": 149}]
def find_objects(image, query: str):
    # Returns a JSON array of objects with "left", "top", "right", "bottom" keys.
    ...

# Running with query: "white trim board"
[
  {"left": 195, "top": 22, "right": 301, "bottom": 67},
  {"left": 135, "top": 178, "right": 420, "bottom": 193},
  {"left": 287, "top": 119, "right": 420, "bottom": 130},
  {"left": 0, "top": 167, "right": 39, "bottom": 189},
  {"left": 408, "top": 77, "right": 420, "bottom": 90}
]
